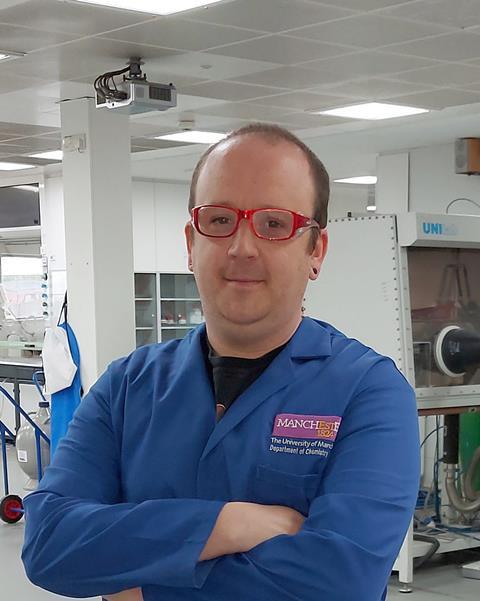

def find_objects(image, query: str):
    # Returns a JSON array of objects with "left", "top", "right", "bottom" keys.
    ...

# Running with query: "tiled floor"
[{"left": 1, "top": 444, "right": 480, "bottom": 600}]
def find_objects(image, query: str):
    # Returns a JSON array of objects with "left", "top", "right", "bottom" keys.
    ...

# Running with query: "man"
[{"left": 22, "top": 123, "right": 420, "bottom": 601}]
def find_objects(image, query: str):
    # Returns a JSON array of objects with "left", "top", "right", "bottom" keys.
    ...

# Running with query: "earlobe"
[
  {"left": 309, "top": 229, "right": 327, "bottom": 280},
  {"left": 185, "top": 221, "right": 194, "bottom": 268}
]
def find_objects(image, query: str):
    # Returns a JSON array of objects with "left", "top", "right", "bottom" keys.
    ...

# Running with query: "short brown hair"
[{"left": 188, "top": 123, "right": 330, "bottom": 248}]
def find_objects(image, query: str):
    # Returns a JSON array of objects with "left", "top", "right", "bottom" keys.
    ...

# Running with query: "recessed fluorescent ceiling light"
[
  {"left": 0, "top": 50, "right": 25, "bottom": 62},
  {"left": 156, "top": 131, "right": 227, "bottom": 144},
  {"left": 30, "top": 150, "right": 63, "bottom": 161},
  {"left": 335, "top": 176, "right": 378, "bottom": 185},
  {"left": 71, "top": 0, "right": 225, "bottom": 15},
  {"left": 366, "top": 205, "right": 377, "bottom": 212},
  {"left": 14, "top": 185, "right": 39, "bottom": 192},
  {"left": 0, "top": 162, "right": 35, "bottom": 171},
  {"left": 317, "top": 102, "right": 429, "bottom": 120}
]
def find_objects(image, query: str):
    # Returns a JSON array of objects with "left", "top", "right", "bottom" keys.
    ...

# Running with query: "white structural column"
[
  {"left": 375, "top": 152, "right": 410, "bottom": 214},
  {"left": 60, "top": 98, "right": 135, "bottom": 393}
]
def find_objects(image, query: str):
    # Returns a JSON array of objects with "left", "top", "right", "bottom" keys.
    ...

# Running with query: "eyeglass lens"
[{"left": 197, "top": 206, "right": 294, "bottom": 239}]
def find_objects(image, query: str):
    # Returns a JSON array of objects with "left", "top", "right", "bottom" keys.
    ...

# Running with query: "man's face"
[{"left": 185, "top": 135, "right": 328, "bottom": 338}]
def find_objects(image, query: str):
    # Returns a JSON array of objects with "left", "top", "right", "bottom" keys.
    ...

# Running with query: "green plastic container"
[{"left": 459, "top": 413, "right": 480, "bottom": 491}]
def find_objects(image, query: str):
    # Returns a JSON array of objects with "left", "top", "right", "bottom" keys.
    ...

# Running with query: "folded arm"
[
  {"left": 140, "top": 359, "right": 421, "bottom": 601},
  {"left": 21, "top": 365, "right": 225, "bottom": 598}
]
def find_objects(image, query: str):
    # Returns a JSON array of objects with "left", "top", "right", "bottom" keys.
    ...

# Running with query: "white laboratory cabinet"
[{"left": 134, "top": 273, "right": 203, "bottom": 347}]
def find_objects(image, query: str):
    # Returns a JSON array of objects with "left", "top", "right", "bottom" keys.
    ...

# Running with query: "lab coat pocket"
[{"left": 250, "top": 464, "right": 320, "bottom": 515}]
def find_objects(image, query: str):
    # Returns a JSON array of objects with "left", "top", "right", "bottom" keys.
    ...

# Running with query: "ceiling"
[{"left": 1, "top": 0, "right": 480, "bottom": 182}]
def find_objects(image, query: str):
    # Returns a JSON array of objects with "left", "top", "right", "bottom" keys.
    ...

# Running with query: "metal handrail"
[{"left": 0, "top": 385, "right": 50, "bottom": 445}]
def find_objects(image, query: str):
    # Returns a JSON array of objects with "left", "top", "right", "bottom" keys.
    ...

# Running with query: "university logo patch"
[{"left": 273, "top": 414, "right": 342, "bottom": 441}]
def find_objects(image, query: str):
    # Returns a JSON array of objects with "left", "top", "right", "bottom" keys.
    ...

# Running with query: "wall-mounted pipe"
[
  {"left": 444, "top": 415, "right": 480, "bottom": 514},
  {"left": 463, "top": 447, "right": 480, "bottom": 502}
]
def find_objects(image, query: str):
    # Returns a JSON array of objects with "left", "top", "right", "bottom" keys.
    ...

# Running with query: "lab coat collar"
[
  {"left": 191, "top": 316, "right": 332, "bottom": 361},
  {"left": 289, "top": 316, "right": 333, "bottom": 360},
  {"left": 187, "top": 317, "right": 332, "bottom": 459}
]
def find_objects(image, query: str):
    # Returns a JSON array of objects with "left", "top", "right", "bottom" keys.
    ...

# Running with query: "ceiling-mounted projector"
[{"left": 94, "top": 58, "right": 177, "bottom": 115}]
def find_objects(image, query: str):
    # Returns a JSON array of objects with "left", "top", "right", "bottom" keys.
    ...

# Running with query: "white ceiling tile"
[
  {"left": 308, "top": 0, "right": 418, "bottom": 10},
  {"left": 381, "top": 0, "right": 480, "bottom": 29},
  {"left": 208, "top": 34, "right": 355, "bottom": 65},
  {"left": 180, "top": 116, "right": 249, "bottom": 131},
  {"left": 180, "top": 81, "right": 285, "bottom": 101},
  {"left": 0, "top": 121, "right": 57, "bottom": 136},
  {"left": 231, "top": 66, "right": 346, "bottom": 89},
  {"left": 130, "top": 111, "right": 248, "bottom": 134},
  {"left": 34, "top": 131, "right": 61, "bottom": 141},
  {"left": 464, "top": 57, "right": 480, "bottom": 67},
  {"left": 127, "top": 93, "right": 226, "bottom": 128},
  {"left": 456, "top": 81, "right": 480, "bottom": 93},
  {"left": 0, "top": 142, "right": 42, "bottom": 155},
  {"left": 195, "top": 101, "right": 295, "bottom": 121},
  {"left": 130, "top": 122, "right": 173, "bottom": 137},
  {"left": 387, "top": 32, "right": 480, "bottom": 62},
  {"left": 302, "top": 50, "right": 439, "bottom": 77},
  {"left": 391, "top": 63, "right": 480, "bottom": 86},
  {"left": 313, "top": 77, "right": 434, "bottom": 99},
  {"left": 0, "top": 74, "right": 51, "bottom": 94},
  {"left": 288, "top": 14, "right": 452, "bottom": 49},
  {"left": 183, "top": 0, "right": 355, "bottom": 33},
  {"left": 137, "top": 51, "right": 277, "bottom": 82},
  {"left": 0, "top": 37, "right": 181, "bottom": 80},
  {"left": 0, "top": 135, "right": 60, "bottom": 150},
  {"left": 0, "top": 23, "right": 75, "bottom": 53},
  {"left": 385, "top": 88, "right": 480, "bottom": 109},
  {"left": 100, "top": 18, "right": 261, "bottom": 52},
  {"left": 273, "top": 112, "right": 350, "bottom": 128},
  {"left": 0, "top": 0, "right": 158, "bottom": 36},
  {"left": 28, "top": 80, "right": 98, "bottom": 100},
  {"left": 249, "top": 91, "right": 355, "bottom": 111},
  {"left": 131, "top": 137, "right": 189, "bottom": 150}
]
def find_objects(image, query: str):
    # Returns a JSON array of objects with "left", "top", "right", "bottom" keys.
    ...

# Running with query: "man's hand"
[
  {"left": 199, "top": 502, "right": 305, "bottom": 561},
  {"left": 103, "top": 503, "right": 303, "bottom": 598},
  {"left": 103, "top": 587, "right": 143, "bottom": 601}
]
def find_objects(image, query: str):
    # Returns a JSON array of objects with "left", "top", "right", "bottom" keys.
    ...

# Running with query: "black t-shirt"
[{"left": 203, "top": 335, "right": 287, "bottom": 420}]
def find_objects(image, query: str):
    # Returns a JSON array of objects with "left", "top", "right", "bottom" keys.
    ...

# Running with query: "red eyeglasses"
[{"left": 191, "top": 205, "right": 319, "bottom": 241}]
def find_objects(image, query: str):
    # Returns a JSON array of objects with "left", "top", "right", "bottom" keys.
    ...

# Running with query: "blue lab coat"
[{"left": 22, "top": 317, "right": 420, "bottom": 601}]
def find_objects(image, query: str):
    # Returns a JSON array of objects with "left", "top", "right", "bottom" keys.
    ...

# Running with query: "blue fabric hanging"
[{"left": 50, "top": 297, "right": 82, "bottom": 455}]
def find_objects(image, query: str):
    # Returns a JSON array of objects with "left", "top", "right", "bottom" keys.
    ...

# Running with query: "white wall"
[
  {"left": 329, "top": 184, "right": 371, "bottom": 219},
  {"left": 409, "top": 143, "right": 480, "bottom": 215},
  {"left": 40, "top": 177, "right": 66, "bottom": 271},
  {"left": 46, "top": 175, "right": 367, "bottom": 276},
  {"left": 38, "top": 174, "right": 369, "bottom": 276},
  {"left": 132, "top": 181, "right": 190, "bottom": 273},
  {"left": 39, "top": 177, "right": 190, "bottom": 275}
]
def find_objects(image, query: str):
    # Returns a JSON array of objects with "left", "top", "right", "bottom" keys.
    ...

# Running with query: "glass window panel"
[
  {"left": 0, "top": 256, "right": 43, "bottom": 319},
  {"left": 408, "top": 247, "right": 480, "bottom": 388},
  {"left": 162, "top": 328, "right": 193, "bottom": 342},
  {"left": 134, "top": 273, "right": 156, "bottom": 298},
  {"left": 136, "top": 329, "right": 156, "bottom": 348},
  {"left": 186, "top": 300, "right": 204, "bottom": 325},
  {"left": 0, "top": 184, "right": 40, "bottom": 227},
  {"left": 161, "top": 300, "right": 187, "bottom": 325},
  {"left": 161, "top": 274, "right": 199, "bottom": 298}
]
